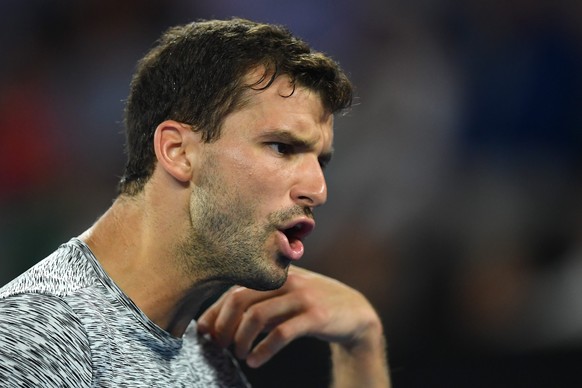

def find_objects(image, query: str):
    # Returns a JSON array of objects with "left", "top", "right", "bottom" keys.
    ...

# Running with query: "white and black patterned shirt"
[{"left": 0, "top": 239, "right": 250, "bottom": 387}]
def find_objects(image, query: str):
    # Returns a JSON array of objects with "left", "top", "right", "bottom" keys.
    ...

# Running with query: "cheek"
[
  {"left": 240, "top": 164, "right": 286, "bottom": 200},
  {"left": 221, "top": 148, "right": 288, "bottom": 196}
]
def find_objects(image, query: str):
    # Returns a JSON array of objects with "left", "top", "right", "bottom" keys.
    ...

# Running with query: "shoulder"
[
  {"left": 0, "top": 293, "right": 93, "bottom": 386},
  {"left": 0, "top": 239, "right": 95, "bottom": 299},
  {"left": 0, "top": 292, "right": 87, "bottom": 332}
]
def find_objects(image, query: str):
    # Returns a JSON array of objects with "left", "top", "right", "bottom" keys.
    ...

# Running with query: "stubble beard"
[{"left": 176, "top": 162, "right": 293, "bottom": 291}]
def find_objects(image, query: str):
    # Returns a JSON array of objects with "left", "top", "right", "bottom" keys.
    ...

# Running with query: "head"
[
  {"left": 119, "top": 18, "right": 352, "bottom": 195},
  {"left": 119, "top": 18, "right": 352, "bottom": 290}
]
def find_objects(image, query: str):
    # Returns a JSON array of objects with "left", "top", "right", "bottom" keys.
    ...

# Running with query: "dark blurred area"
[{"left": 2, "top": 1, "right": 582, "bottom": 386}]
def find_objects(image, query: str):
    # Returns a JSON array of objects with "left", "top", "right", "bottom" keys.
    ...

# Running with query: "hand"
[{"left": 197, "top": 266, "right": 390, "bottom": 387}]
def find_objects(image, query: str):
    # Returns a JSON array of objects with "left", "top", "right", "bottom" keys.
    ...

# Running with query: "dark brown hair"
[{"left": 119, "top": 18, "right": 352, "bottom": 195}]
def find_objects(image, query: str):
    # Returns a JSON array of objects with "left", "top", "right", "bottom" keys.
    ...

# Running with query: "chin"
[{"left": 242, "top": 255, "right": 290, "bottom": 291}]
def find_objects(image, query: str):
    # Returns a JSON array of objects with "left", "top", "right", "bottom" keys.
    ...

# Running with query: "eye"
[
  {"left": 318, "top": 154, "right": 332, "bottom": 170},
  {"left": 267, "top": 142, "right": 294, "bottom": 156}
]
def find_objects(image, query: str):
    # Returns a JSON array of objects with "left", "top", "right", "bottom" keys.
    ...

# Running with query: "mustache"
[{"left": 268, "top": 206, "right": 313, "bottom": 225}]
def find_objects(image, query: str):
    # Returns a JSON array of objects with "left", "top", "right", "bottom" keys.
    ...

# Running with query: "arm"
[{"left": 197, "top": 266, "right": 391, "bottom": 388}]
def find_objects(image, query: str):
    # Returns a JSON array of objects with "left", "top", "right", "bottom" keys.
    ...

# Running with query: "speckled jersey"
[{"left": 0, "top": 239, "right": 250, "bottom": 387}]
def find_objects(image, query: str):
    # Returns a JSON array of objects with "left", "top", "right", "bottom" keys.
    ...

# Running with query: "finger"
[
  {"left": 197, "top": 287, "right": 234, "bottom": 334},
  {"left": 246, "top": 314, "right": 311, "bottom": 368},
  {"left": 208, "top": 287, "right": 286, "bottom": 348},
  {"left": 209, "top": 287, "right": 249, "bottom": 348},
  {"left": 199, "top": 267, "right": 300, "bottom": 332},
  {"left": 232, "top": 294, "right": 303, "bottom": 360}
]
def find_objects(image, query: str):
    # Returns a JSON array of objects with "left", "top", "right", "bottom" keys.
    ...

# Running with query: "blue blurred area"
[{"left": 2, "top": 1, "right": 582, "bottom": 386}]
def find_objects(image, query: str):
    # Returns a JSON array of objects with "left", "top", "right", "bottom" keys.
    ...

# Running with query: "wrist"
[
  {"left": 330, "top": 314, "right": 390, "bottom": 388},
  {"left": 330, "top": 318, "right": 386, "bottom": 368}
]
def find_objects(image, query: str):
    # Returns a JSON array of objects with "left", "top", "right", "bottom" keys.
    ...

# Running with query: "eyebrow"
[{"left": 261, "top": 129, "right": 334, "bottom": 165}]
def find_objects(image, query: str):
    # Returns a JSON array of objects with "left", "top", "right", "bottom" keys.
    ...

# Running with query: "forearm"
[{"left": 330, "top": 320, "right": 391, "bottom": 388}]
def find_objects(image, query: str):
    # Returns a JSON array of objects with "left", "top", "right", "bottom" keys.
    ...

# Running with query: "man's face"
[{"left": 180, "top": 74, "right": 334, "bottom": 290}]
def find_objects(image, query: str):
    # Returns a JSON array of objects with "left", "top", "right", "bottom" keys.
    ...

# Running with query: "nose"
[{"left": 290, "top": 157, "right": 328, "bottom": 208}]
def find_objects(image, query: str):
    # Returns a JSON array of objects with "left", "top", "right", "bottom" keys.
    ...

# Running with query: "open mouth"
[
  {"left": 281, "top": 220, "right": 315, "bottom": 244},
  {"left": 275, "top": 219, "right": 315, "bottom": 261}
]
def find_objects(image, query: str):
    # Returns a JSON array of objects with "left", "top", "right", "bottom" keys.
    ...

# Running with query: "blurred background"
[{"left": 1, "top": 0, "right": 582, "bottom": 386}]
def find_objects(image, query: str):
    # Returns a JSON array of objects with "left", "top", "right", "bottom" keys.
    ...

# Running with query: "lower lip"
[{"left": 275, "top": 230, "right": 305, "bottom": 261}]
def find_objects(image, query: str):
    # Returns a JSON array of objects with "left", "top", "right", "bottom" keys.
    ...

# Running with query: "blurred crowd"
[{"left": 1, "top": 1, "right": 582, "bottom": 386}]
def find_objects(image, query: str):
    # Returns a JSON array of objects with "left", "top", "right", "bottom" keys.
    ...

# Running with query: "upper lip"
[{"left": 278, "top": 217, "right": 316, "bottom": 241}]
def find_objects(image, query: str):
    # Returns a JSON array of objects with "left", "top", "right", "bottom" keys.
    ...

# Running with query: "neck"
[{"left": 79, "top": 194, "right": 228, "bottom": 337}]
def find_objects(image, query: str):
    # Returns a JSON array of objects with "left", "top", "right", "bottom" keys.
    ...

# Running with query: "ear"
[{"left": 153, "top": 120, "right": 202, "bottom": 183}]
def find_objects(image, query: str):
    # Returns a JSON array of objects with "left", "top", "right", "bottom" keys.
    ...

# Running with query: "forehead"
[
  {"left": 236, "top": 70, "right": 334, "bottom": 134},
  {"left": 242, "top": 67, "right": 327, "bottom": 108}
]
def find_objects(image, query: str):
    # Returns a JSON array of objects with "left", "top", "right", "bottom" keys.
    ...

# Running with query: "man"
[{"left": 0, "top": 18, "right": 389, "bottom": 387}]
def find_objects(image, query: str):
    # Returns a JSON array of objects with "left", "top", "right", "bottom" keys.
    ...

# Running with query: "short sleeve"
[{"left": 0, "top": 293, "right": 93, "bottom": 387}]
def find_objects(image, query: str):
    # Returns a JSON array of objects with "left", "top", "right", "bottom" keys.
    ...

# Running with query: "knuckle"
[
  {"left": 295, "top": 289, "right": 315, "bottom": 306},
  {"left": 286, "top": 272, "right": 305, "bottom": 288},
  {"left": 214, "top": 319, "right": 228, "bottom": 335},
  {"left": 225, "top": 288, "right": 247, "bottom": 310},
  {"left": 244, "top": 306, "right": 265, "bottom": 326},
  {"left": 309, "top": 306, "right": 331, "bottom": 324},
  {"left": 270, "top": 325, "right": 292, "bottom": 343}
]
